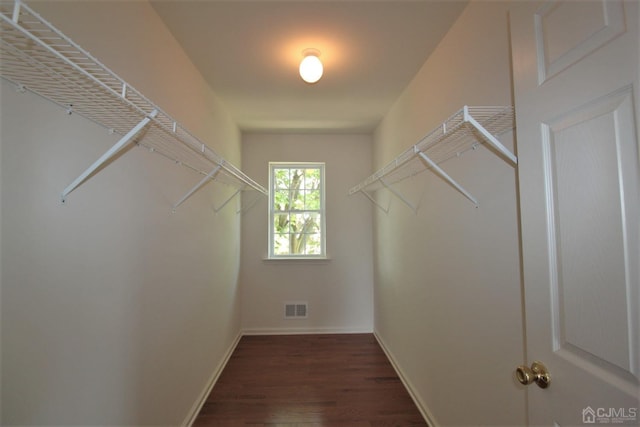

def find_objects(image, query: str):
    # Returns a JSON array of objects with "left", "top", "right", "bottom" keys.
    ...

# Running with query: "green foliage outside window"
[{"left": 271, "top": 165, "right": 324, "bottom": 256}]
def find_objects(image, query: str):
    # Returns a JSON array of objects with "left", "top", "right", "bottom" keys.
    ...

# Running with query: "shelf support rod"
[
  {"left": 379, "top": 178, "right": 417, "bottom": 213},
  {"left": 12, "top": 0, "right": 21, "bottom": 23},
  {"left": 172, "top": 164, "right": 223, "bottom": 212},
  {"left": 359, "top": 190, "right": 389, "bottom": 214},
  {"left": 60, "top": 110, "right": 157, "bottom": 203},
  {"left": 213, "top": 188, "right": 242, "bottom": 213},
  {"left": 464, "top": 106, "right": 517, "bottom": 165},
  {"left": 417, "top": 151, "right": 479, "bottom": 207}
]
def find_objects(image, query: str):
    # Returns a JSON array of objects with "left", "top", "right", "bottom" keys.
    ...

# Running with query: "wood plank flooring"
[{"left": 193, "top": 334, "right": 427, "bottom": 427}]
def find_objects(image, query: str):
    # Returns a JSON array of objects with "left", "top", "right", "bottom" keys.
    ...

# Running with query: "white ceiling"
[{"left": 150, "top": 0, "right": 468, "bottom": 133}]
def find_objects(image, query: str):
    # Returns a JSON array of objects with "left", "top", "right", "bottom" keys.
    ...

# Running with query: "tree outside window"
[{"left": 269, "top": 163, "right": 325, "bottom": 258}]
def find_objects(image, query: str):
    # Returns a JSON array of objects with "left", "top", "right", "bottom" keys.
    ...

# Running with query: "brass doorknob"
[{"left": 515, "top": 361, "right": 551, "bottom": 389}]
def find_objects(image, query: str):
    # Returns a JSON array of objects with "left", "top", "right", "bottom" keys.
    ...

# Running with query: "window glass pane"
[
  {"left": 302, "top": 213, "right": 320, "bottom": 233},
  {"left": 304, "top": 168, "right": 320, "bottom": 189},
  {"left": 289, "top": 213, "right": 306, "bottom": 233},
  {"left": 304, "top": 233, "right": 322, "bottom": 255},
  {"left": 291, "top": 189, "right": 305, "bottom": 211},
  {"left": 290, "top": 169, "right": 304, "bottom": 190},
  {"left": 290, "top": 235, "right": 304, "bottom": 254},
  {"left": 274, "top": 190, "right": 290, "bottom": 211},
  {"left": 274, "top": 213, "right": 289, "bottom": 233},
  {"left": 305, "top": 190, "right": 320, "bottom": 210},
  {"left": 274, "top": 234, "right": 290, "bottom": 255},
  {"left": 289, "top": 213, "right": 320, "bottom": 255},
  {"left": 270, "top": 163, "right": 324, "bottom": 257},
  {"left": 274, "top": 168, "right": 290, "bottom": 189}
]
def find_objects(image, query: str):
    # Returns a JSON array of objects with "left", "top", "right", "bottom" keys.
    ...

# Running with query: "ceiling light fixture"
[{"left": 299, "top": 48, "right": 323, "bottom": 84}]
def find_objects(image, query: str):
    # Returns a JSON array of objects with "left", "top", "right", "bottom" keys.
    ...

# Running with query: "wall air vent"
[{"left": 284, "top": 302, "right": 308, "bottom": 319}]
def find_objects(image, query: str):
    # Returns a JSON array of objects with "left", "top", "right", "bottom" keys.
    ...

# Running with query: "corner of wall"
[
  {"left": 181, "top": 331, "right": 243, "bottom": 427},
  {"left": 373, "top": 331, "right": 439, "bottom": 427}
]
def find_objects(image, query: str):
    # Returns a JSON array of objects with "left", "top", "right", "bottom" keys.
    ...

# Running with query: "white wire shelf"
[
  {"left": 348, "top": 105, "right": 516, "bottom": 210},
  {"left": 0, "top": 0, "right": 267, "bottom": 209}
]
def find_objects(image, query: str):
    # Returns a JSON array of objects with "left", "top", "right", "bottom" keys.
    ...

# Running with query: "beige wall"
[
  {"left": 0, "top": 65, "right": 3, "bottom": 425},
  {"left": 1, "top": 2, "right": 242, "bottom": 425},
  {"left": 240, "top": 133, "right": 374, "bottom": 334},
  {"left": 1, "top": 1, "right": 530, "bottom": 425},
  {"left": 373, "top": 2, "right": 525, "bottom": 426}
]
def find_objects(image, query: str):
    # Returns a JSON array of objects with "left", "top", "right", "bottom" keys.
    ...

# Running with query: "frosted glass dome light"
[{"left": 299, "top": 49, "right": 323, "bottom": 84}]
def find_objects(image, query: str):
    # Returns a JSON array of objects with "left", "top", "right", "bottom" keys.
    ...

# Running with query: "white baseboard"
[
  {"left": 242, "top": 326, "right": 373, "bottom": 335},
  {"left": 182, "top": 331, "right": 243, "bottom": 427},
  {"left": 374, "top": 330, "right": 440, "bottom": 427}
]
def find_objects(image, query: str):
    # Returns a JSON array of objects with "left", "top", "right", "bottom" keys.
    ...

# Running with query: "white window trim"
[{"left": 268, "top": 162, "right": 327, "bottom": 259}]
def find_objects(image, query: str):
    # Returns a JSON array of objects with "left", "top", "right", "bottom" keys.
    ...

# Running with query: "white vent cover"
[{"left": 284, "top": 302, "right": 308, "bottom": 319}]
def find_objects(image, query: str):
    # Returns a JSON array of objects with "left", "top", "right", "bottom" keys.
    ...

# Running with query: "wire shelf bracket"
[
  {"left": 212, "top": 188, "right": 241, "bottom": 214},
  {"left": 416, "top": 150, "right": 479, "bottom": 207},
  {"left": 172, "top": 164, "right": 222, "bottom": 213},
  {"left": 360, "top": 189, "right": 390, "bottom": 214},
  {"left": 348, "top": 105, "right": 516, "bottom": 211},
  {"left": 60, "top": 110, "right": 157, "bottom": 204},
  {"left": 380, "top": 177, "right": 418, "bottom": 213},
  {"left": 0, "top": 0, "right": 267, "bottom": 209},
  {"left": 236, "top": 191, "right": 264, "bottom": 215}
]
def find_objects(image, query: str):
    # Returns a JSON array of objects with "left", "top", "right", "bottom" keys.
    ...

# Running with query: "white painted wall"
[
  {"left": 0, "top": 70, "right": 3, "bottom": 424},
  {"left": 1, "top": 2, "right": 243, "bottom": 425},
  {"left": 240, "top": 133, "right": 374, "bottom": 334},
  {"left": 373, "top": 2, "right": 525, "bottom": 426}
]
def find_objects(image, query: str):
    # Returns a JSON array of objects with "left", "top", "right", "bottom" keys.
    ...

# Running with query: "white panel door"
[{"left": 511, "top": 1, "right": 639, "bottom": 425}]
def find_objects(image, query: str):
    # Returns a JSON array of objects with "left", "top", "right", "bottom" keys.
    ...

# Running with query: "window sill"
[{"left": 262, "top": 256, "right": 332, "bottom": 264}]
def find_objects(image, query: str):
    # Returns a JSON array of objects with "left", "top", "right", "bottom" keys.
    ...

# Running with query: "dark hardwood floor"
[{"left": 193, "top": 333, "right": 427, "bottom": 426}]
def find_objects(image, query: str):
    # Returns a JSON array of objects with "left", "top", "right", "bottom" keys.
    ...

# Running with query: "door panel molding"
[
  {"left": 511, "top": 0, "right": 639, "bottom": 423},
  {"left": 541, "top": 86, "right": 639, "bottom": 388},
  {"left": 535, "top": 0, "right": 626, "bottom": 84}
]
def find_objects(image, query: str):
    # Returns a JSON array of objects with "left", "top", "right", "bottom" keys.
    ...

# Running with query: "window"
[{"left": 269, "top": 162, "right": 325, "bottom": 258}]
